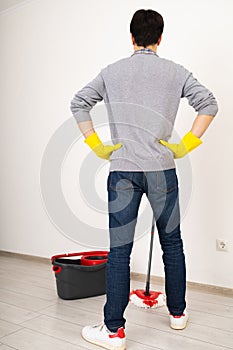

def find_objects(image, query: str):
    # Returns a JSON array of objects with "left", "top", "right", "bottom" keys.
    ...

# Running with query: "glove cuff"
[
  {"left": 183, "top": 131, "right": 203, "bottom": 152},
  {"left": 84, "top": 132, "right": 102, "bottom": 150}
]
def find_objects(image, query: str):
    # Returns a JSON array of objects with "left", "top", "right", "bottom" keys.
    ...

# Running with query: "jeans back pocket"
[
  {"left": 156, "top": 169, "right": 178, "bottom": 193},
  {"left": 108, "top": 171, "right": 134, "bottom": 191}
]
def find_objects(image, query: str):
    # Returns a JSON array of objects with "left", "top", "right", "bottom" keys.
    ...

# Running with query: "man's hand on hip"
[
  {"left": 84, "top": 132, "right": 122, "bottom": 161},
  {"left": 159, "top": 131, "right": 202, "bottom": 159}
]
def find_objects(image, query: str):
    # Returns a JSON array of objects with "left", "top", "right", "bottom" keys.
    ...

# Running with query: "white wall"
[{"left": 0, "top": 0, "right": 232, "bottom": 288}]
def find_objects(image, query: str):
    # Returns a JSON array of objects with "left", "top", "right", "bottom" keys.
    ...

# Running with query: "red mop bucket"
[{"left": 51, "top": 251, "right": 108, "bottom": 300}]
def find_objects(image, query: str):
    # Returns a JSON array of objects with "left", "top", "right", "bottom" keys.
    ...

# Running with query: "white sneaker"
[
  {"left": 81, "top": 322, "right": 126, "bottom": 350},
  {"left": 169, "top": 309, "right": 189, "bottom": 330}
]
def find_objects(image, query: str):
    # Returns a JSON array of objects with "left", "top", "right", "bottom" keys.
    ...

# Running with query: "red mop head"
[{"left": 130, "top": 289, "right": 165, "bottom": 309}]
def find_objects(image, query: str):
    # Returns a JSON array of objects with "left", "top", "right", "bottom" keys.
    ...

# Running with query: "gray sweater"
[{"left": 70, "top": 49, "right": 218, "bottom": 171}]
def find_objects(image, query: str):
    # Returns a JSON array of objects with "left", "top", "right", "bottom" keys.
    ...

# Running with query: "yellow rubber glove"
[
  {"left": 159, "top": 131, "right": 202, "bottom": 159},
  {"left": 84, "top": 132, "right": 122, "bottom": 160}
]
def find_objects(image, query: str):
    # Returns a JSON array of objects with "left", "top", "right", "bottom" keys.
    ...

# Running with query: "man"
[{"left": 70, "top": 9, "right": 218, "bottom": 350}]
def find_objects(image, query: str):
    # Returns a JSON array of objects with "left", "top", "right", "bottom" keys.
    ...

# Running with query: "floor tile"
[
  {"left": 1, "top": 328, "right": 84, "bottom": 350},
  {"left": 0, "top": 289, "right": 56, "bottom": 312},
  {"left": 0, "top": 302, "right": 38, "bottom": 325},
  {"left": 0, "top": 320, "right": 21, "bottom": 339}
]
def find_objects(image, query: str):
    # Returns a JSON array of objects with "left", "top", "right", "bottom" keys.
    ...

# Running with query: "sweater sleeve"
[
  {"left": 70, "top": 72, "right": 105, "bottom": 123},
  {"left": 181, "top": 72, "right": 218, "bottom": 116}
]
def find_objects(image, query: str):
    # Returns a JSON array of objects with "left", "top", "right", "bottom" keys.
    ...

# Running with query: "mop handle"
[{"left": 145, "top": 215, "right": 156, "bottom": 296}]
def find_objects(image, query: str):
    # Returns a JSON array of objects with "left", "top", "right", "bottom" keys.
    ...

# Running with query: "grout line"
[
  {"left": 2, "top": 284, "right": 54, "bottom": 293},
  {"left": 17, "top": 313, "right": 44, "bottom": 326},
  {"left": 0, "top": 287, "right": 56, "bottom": 303},
  {"left": 185, "top": 306, "right": 233, "bottom": 319},
  {"left": 0, "top": 308, "right": 40, "bottom": 324},
  {"left": 0, "top": 326, "right": 25, "bottom": 344},
  {"left": 0, "top": 274, "right": 56, "bottom": 292},
  {"left": 188, "top": 293, "right": 232, "bottom": 308},
  {"left": 0, "top": 299, "right": 57, "bottom": 319},
  {"left": 1, "top": 304, "right": 59, "bottom": 322},
  {"left": 185, "top": 296, "right": 233, "bottom": 308},
  {"left": 36, "top": 302, "right": 60, "bottom": 313},
  {"left": 127, "top": 339, "right": 163, "bottom": 350},
  {"left": 9, "top": 326, "right": 86, "bottom": 349},
  {"left": 1, "top": 344, "right": 19, "bottom": 350},
  {"left": 32, "top": 312, "right": 95, "bottom": 328}
]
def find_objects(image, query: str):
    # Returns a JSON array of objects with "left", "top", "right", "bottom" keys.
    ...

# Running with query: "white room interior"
[{"left": 0, "top": 0, "right": 232, "bottom": 293}]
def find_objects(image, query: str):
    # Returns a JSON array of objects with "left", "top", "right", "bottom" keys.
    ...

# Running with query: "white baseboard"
[{"left": 0, "top": 250, "right": 50, "bottom": 264}]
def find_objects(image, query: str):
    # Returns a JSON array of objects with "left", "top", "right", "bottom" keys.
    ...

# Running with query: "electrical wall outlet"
[{"left": 216, "top": 239, "right": 228, "bottom": 252}]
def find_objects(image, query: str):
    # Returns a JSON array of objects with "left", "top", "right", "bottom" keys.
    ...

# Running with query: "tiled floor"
[{"left": 0, "top": 253, "right": 233, "bottom": 349}]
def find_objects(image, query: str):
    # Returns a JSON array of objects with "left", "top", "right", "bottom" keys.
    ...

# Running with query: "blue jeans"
[{"left": 103, "top": 169, "right": 186, "bottom": 332}]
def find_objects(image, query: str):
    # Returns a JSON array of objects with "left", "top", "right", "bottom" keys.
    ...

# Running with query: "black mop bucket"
[{"left": 51, "top": 251, "right": 108, "bottom": 300}]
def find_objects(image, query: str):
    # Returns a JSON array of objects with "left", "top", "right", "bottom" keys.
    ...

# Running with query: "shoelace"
[
  {"left": 93, "top": 323, "right": 104, "bottom": 330},
  {"left": 93, "top": 323, "right": 112, "bottom": 333}
]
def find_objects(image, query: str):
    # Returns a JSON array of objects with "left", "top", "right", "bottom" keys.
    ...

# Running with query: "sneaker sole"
[
  {"left": 81, "top": 333, "right": 126, "bottom": 350},
  {"left": 170, "top": 316, "right": 189, "bottom": 330}
]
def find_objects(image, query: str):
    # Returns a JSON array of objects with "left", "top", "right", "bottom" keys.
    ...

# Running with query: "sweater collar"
[{"left": 131, "top": 48, "right": 158, "bottom": 57}]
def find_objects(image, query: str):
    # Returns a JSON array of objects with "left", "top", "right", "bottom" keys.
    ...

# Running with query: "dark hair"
[{"left": 130, "top": 9, "right": 164, "bottom": 47}]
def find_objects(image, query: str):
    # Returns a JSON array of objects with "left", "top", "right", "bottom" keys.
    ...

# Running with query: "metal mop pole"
[{"left": 144, "top": 215, "right": 156, "bottom": 296}]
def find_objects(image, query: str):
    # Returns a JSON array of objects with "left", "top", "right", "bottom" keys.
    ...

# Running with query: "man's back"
[
  {"left": 102, "top": 49, "right": 187, "bottom": 119},
  {"left": 71, "top": 48, "right": 218, "bottom": 171}
]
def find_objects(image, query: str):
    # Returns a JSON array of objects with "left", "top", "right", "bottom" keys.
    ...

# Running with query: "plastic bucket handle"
[{"left": 52, "top": 265, "right": 62, "bottom": 274}]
